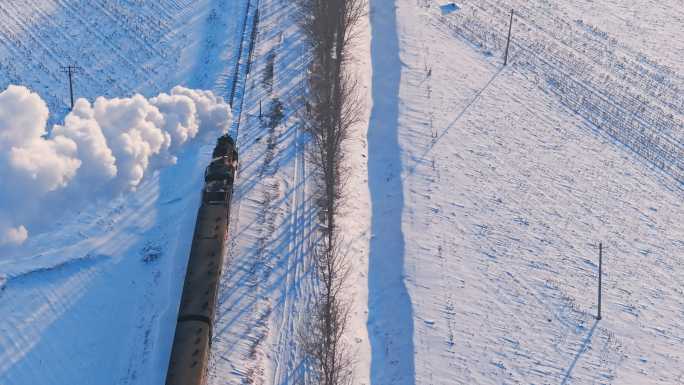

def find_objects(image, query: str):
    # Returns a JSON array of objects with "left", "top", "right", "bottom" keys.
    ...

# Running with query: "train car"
[{"left": 165, "top": 135, "right": 238, "bottom": 385}]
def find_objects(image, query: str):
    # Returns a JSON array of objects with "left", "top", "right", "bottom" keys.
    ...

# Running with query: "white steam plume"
[
  {"left": 0, "top": 85, "right": 232, "bottom": 247},
  {"left": 52, "top": 98, "right": 117, "bottom": 185}
]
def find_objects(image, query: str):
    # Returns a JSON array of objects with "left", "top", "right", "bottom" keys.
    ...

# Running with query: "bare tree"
[
  {"left": 296, "top": 0, "right": 366, "bottom": 384},
  {"left": 300, "top": 235, "right": 354, "bottom": 385}
]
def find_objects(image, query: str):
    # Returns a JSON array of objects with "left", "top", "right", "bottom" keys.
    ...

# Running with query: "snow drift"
[{"left": 0, "top": 85, "right": 232, "bottom": 247}]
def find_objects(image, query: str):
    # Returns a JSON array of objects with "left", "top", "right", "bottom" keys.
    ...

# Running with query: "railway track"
[
  {"left": 203, "top": 0, "right": 318, "bottom": 383},
  {"left": 229, "top": 0, "right": 261, "bottom": 140},
  {"left": 164, "top": 1, "right": 260, "bottom": 384}
]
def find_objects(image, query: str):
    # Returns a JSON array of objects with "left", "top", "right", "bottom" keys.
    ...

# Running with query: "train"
[{"left": 164, "top": 134, "right": 238, "bottom": 385}]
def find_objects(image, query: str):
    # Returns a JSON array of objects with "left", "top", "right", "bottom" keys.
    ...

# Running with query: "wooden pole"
[
  {"left": 61, "top": 65, "right": 81, "bottom": 111},
  {"left": 504, "top": 9, "right": 514, "bottom": 66},
  {"left": 67, "top": 67, "right": 74, "bottom": 110},
  {"left": 598, "top": 242, "right": 603, "bottom": 320}
]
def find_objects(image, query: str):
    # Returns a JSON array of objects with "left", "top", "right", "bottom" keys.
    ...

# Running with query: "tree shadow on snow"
[{"left": 367, "top": 0, "right": 416, "bottom": 384}]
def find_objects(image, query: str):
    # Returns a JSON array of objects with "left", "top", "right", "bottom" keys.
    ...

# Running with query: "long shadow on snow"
[
  {"left": 560, "top": 319, "right": 600, "bottom": 385},
  {"left": 0, "top": 142, "right": 210, "bottom": 384},
  {"left": 367, "top": 1, "right": 416, "bottom": 384}
]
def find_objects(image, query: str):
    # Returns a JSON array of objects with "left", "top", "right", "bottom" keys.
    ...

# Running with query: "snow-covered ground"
[
  {"left": 0, "top": 1, "right": 250, "bottom": 384},
  {"left": 549, "top": 0, "right": 684, "bottom": 74},
  {"left": 1, "top": 0, "right": 682, "bottom": 384},
  {"left": 207, "top": 0, "right": 371, "bottom": 383},
  {"left": 0, "top": 144, "right": 211, "bottom": 384},
  {"left": 206, "top": 1, "right": 318, "bottom": 383},
  {"left": 1, "top": 0, "right": 351, "bottom": 383},
  {"left": 0, "top": 0, "right": 247, "bottom": 124},
  {"left": 366, "top": 0, "right": 683, "bottom": 384}
]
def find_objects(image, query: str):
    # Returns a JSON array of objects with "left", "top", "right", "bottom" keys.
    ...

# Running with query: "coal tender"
[{"left": 165, "top": 134, "right": 238, "bottom": 385}]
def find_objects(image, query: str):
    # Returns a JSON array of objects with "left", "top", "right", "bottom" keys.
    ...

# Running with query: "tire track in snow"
[{"left": 271, "top": 118, "right": 309, "bottom": 385}]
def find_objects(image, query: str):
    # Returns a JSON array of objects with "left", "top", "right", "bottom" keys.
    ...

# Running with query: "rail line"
[
  {"left": 229, "top": 0, "right": 261, "bottom": 142},
  {"left": 164, "top": 0, "right": 261, "bottom": 384}
]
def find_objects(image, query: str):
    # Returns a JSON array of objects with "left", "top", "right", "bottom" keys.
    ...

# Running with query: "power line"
[{"left": 60, "top": 64, "right": 82, "bottom": 110}]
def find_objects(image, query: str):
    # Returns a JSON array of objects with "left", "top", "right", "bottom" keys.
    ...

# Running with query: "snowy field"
[
  {"left": 549, "top": 0, "right": 684, "bottom": 74},
  {"left": 0, "top": 0, "right": 352, "bottom": 384},
  {"left": 366, "top": 0, "right": 683, "bottom": 384},
  {"left": 0, "top": 0, "right": 246, "bottom": 125},
  {"left": 0, "top": 1, "right": 251, "bottom": 384},
  {"left": 0, "top": 0, "right": 682, "bottom": 384}
]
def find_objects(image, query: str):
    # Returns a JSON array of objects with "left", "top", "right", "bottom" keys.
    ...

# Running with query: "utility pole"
[
  {"left": 60, "top": 64, "right": 82, "bottom": 110},
  {"left": 597, "top": 242, "right": 603, "bottom": 320},
  {"left": 504, "top": 9, "right": 514, "bottom": 66}
]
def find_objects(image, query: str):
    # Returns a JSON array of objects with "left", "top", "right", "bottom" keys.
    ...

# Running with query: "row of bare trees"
[{"left": 296, "top": 0, "right": 365, "bottom": 384}]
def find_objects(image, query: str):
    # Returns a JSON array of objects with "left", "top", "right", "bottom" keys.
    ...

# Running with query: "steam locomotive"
[{"left": 165, "top": 134, "right": 238, "bottom": 385}]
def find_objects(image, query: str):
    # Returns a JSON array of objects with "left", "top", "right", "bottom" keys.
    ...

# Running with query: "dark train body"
[{"left": 165, "top": 134, "right": 238, "bottom": 385}]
